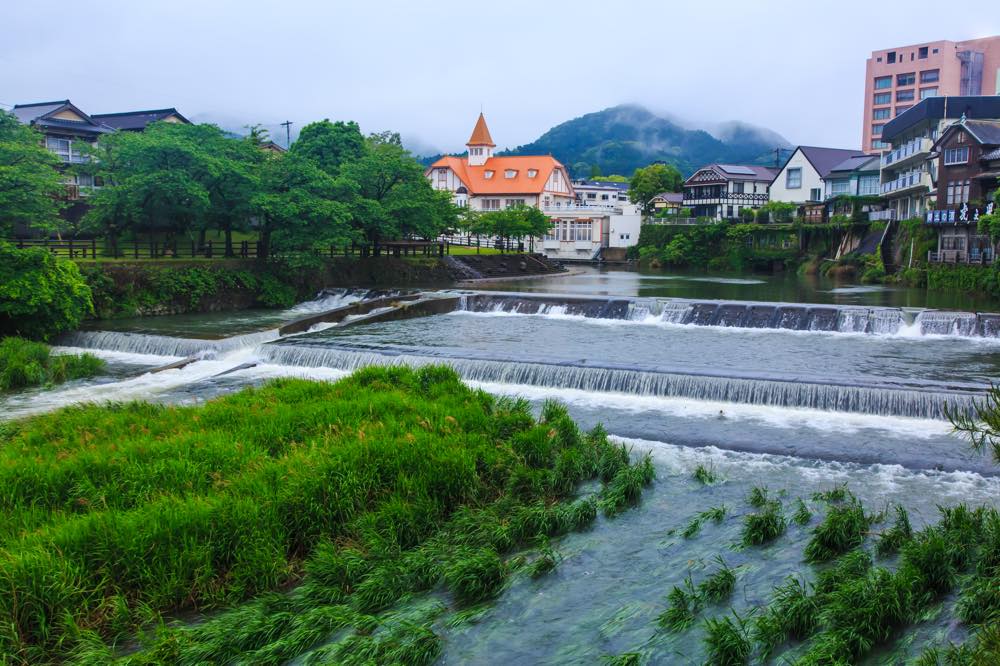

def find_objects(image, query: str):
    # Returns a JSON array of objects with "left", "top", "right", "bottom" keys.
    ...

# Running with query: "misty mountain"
[{"left": 504, "top": 104, "right": 791, "bottom": 178}]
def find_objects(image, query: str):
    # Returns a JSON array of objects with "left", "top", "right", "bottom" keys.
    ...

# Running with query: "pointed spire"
[{"left": 467, "top": 112, "right": 495, "bottom": 147}]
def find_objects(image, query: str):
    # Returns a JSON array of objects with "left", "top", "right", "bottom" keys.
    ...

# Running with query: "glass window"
[
  {"left": 527, "top": 169, "right": 538, "bottom": 178},
  {"left": 786, "top": 167, "right": 802, "bottom": 189},
  {"left": 733, "top": 182, "right": 744, "bottom": 194},
  {"left": 504, "top": 169, "right": 516, "bottom": 179},
  {"left": 810, "top": 187, "right": 822, "bottom": 201},
  {"left": 896, "top": 89, "right": 915, "bottom": 102},
  {"left": 872, "top": 124, "right": 884, "bottom": 136},
  {"left": 874, "top": 92, "right": 891, "bottom": 105},
  {"left": 859, "top": 175, "right": 879, "bottom": 195},
  {"left": 919, "top": 87, "right": 938, "bottom": 100},
  {"left": 832, "top": 180, "right": 850, "bottom": 195},
  {"left": 896, "top": 72, "right": 916, "bottom": 86},
  {"left": 873, "top": 108, "right": 890, "bottom": 120},
  {"left": 887, "top": 52, "right": 896, "bottom": 64},
  {"left": 946, "top": 180, "right": 971, "bottom": 205},
  {"left": 483, "top": 170, "right": 494, "bottom": 179},
  {"left": 919, "top": 46, "right": 929, "bottom": 59},
  {"left": 920, "top": 69, "right": 939, "bottom": 83},
  {"left": 944, "top": 147, "right": 970, "bottom": 165},
  {"left": 874, "top": 76, "right": 892, "bottom": 90},
  {"left": 871, "top": 139, "right": 888, "bottom": 150},
  {"left": 895, "top": 106, "right": 912, "bottom": 116}
]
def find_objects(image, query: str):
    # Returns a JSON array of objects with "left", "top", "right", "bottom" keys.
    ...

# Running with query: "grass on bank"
[
  {"left": 0, "top": 337, "right": 104, "bottom": 391},
  {"left": 0, "top": 365, "right": 653, "bottom": 664}
]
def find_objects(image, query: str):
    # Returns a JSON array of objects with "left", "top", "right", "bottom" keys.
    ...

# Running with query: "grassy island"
[{"left": 0, "top": 366, "right": 652, "bottom": 664}]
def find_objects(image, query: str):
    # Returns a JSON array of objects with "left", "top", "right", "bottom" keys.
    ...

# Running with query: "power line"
[{"left": 280, "top": 120, "right": 293, "bottom": 149}]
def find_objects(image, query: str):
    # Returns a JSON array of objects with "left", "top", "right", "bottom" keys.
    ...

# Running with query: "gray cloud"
[{"left": 2, "top": 0, "right": 996, "bottom": 152}]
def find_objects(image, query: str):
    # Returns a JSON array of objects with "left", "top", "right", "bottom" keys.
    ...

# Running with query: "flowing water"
[{"left": 5, "top": 273, "right": 1000, "bottom": 663}]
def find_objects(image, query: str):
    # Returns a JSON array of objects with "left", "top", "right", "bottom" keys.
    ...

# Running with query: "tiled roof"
[
  {"left": 828, "top": 154, "right": 880, "bottom": 174},
  {"left": 12, "top": 100, "right": 112, "bottom": 135},
  {"left": 652, "top": 192, "right": 684, "bottom": 203},
  {"left": 684, "top": 164, "right": 777, "bottom": 185},
  {"left": 92, "top": 108, "right": 189, "bottom": 130},
  {"left": 982, "top": 147, "right": 1000, "bottom": 161},
  {"left": 467, "top": 113, "right": 495, "bottom": 146},
  {"left": 796, "top": 146, "right": 870, "bottom": 179},
  {"left": 963, "top": 120, "right": 1000, "bottom": 146},
  {"left": 428, "top": 155, "right": 569, "bottom": 195}
]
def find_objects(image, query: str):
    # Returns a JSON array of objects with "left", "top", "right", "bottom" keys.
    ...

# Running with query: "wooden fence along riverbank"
[{"left": 9, "top": 238, "right": 449, "bottom": 260}]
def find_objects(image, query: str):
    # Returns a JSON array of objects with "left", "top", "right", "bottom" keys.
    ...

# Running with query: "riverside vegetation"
[{"left": 0, "top": 365, "right": 654, "bottom": 664}]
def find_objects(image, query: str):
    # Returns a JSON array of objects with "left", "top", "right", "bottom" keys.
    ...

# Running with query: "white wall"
[
  {"left": 769, "top": 149, "right": 823, "bottom": 204},
  {"left": 609, "top": 204, "right": 641, "bottom": 248}
]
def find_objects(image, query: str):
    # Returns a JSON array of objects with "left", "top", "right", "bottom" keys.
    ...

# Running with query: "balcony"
[
  {"left": 880, "top": 137, "right": 932, "bottom": 168},
  {"left": 681, "top": 192, "right": 768, "bottom": 206},
  {"left": 880, "top": 171, "right": 930, "bottom": 196},
  {"left": 542, "top": 203, "right": 620, "bottom": 215},
  {"left": 928, "top": 249, "right": 995, "bottom": 264}
]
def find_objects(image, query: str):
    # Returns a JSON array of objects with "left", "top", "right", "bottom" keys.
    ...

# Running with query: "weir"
[
  {"left": 454, "top": 292, "right": 1000, "bottom": 338},
  {"left": 256, "top": 344, "right": 980, "bottom": 419},
  {"left": 59, "top": 329, "right": 280, "bottom": 358}
]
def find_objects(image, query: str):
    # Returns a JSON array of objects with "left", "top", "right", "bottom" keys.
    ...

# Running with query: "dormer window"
[
  {"left": 504, "top": 169, "right": 517, "bottom": 179},
  {"left": 527, "top": 169, "right": 538, "bottom": 178},
  {"left": 484, "top": 170, "right": 494, "bottom": 179}
]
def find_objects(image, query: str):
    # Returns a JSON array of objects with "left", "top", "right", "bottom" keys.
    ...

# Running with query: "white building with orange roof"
[
  {"left": 426, "top": 113, "right": 576, "bottom": 211},
  {"left": 427, "top": 114, "right": 640, "bottom": 261}
]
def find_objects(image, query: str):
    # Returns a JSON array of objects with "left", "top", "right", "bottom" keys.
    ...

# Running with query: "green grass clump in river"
[
  {"left": 0, "top": 336, "right": 104, "bottom": 391},
  {"left": 746, "top": 503, "right": 1000, "bottom": 665},
  {"left": 0, "top": 366, "right": 653, "bottom": 664}
]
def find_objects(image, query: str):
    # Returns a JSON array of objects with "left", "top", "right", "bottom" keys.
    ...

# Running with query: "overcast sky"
[{"left": 2, "top": 0, "right": 998, "bottom": 154}]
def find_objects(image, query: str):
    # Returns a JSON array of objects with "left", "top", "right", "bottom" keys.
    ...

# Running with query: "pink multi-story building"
[{"left": 862, "top": 36, "right": 1000, "bottom": 151}]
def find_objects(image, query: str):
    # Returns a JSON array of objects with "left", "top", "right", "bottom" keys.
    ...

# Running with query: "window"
[
  {"left": 483, "top": 170, "right": 494, "bottom": 179},
  {"left": 871, "top": 139, "right": 888, "bottom": 150},
  {"left": 600, "top": 194, "right": 609, "bottom": 200},
  {"left": 919, "top": 46, "right": 929, "bottom": 59},
  {"left": 873, "top": 108, "right": 890, "bottom": 120},
  {"left": 896, "top": 89, "right": 915, "bottom": 102},
  {"left": 505, "top": 198, "right": 525, "bottom": 208},
  {"left": 897, "top": 72, "right": 915, "bottom": 86},
  {"left": 733, "top": 182, "right": 744, "bottom": 194},
  {"left": 481, "top": 198, "right": 500, "bottom": 210},
  {"left": 437, "top": 169, "right": 447, "bottom": 184},
  {"left": 527, "top": 169, "right": 538, "bottom": 178},
  {"left": 874, "top": 92, "right": 891, "bottom": 105},
  {"left": 810, "top": 187, "right": 822, "bottom": 201},
  {"left": 932, "top": 48, "right": 939, "bottom": 54},
  {"left": 874, "top": 76, "right": 892, "bottom": 90},
  {"left": 726, "top": 205, "right": 734, "bottom": 218},
  {"left": 920, "top": 87, "right": 938, "bottom": 100},
  {"left": 944, "top": 146, "right": 970, "bottom": 165},
  {"left": 45, "top": 136, "right": 71, "bottom": 161},
  {"left": 859, "top": 175, "right": 879, "bottom": 195},
  {"left": 786, "top": 167, "right": 802, "bottom": 189},
  {"left": 920, "top": 69, "right": 939, "bottom": 83},
  {"left": 895, "top": 105, "right": 911, "bottom": 116},
  {"left": 872, "top": 124, "right": 884, "bottom": 136},
  {"left": 567, "top": 221, "right": 592, "bottom": 242},
  {"left": 887, "top": 52, "right": 897, "bottom": 64},
  {"left": 504, "top": 169, "right": 517, "bottom": 179},
  {"left": 831, "top": 180, "right": 850, "bottom": 195},
  {"left": 947, "top": 180, "right": 971, "bottom": 205},
  {"left": 586, "top": 192, "right": 596, "bottom": 199}
]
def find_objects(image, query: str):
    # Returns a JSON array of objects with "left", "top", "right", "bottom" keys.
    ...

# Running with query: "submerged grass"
[
  {"left": 740, "top": 500, "right": 787, "bottom": 547},
  {"left": 703, "top": 610, "right": 753, "bottom": 666},
  {"left": 802, "top": 493, "right": 871, "bottom": 563},
  {"left": 0, "top": 337, "right": 104, "bottom": 391},
  {"left": 0, "top": 367, "right": 653, "bottom": 664}
]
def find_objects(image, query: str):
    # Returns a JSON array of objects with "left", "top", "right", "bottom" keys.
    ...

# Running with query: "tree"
[
  {"left": 589, "top": 164, "right": 602, "bottom": 178},
  {"left": 628, "top": 163, "right": 684, "bottom": 215},
  {"left": 341, "top": 138, "right": 456, "bottom": 243},
  {"left": 0, "top": 110, "right": 66, "bottom": 236},
  {"left": 478, "top": 205, "right": 552, "bottom": 250},
  {"left": 291, "top": 120, "right": 365, "bottom": 176},
  {"left": 253, "top": 153, "right": 353, "bottom": 260},
  {"left": 244, "top": 124, "right": 270, "bottom": 146},
  {"left": 0, "top": 241, "right": 93, "bottom": 340}
]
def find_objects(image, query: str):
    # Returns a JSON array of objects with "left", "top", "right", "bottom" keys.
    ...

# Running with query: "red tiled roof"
[
  {"left": 427, "top": 155, "right": 571, "bottom": 195},
  {"left": 467, "top": 113, "right": 495, "bottom": 146}
]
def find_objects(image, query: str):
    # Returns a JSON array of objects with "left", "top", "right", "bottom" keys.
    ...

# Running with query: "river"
[{"left": 4, "top": 268, "right": 999, "bottom": 663}]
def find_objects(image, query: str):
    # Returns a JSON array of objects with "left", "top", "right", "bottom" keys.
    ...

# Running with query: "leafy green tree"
[
  {"left": 977, "top": 190, "right": 1000, "bottom": 242},
  {"left": 0, "top": 241, "right": 93, "bottom": 340},
  {"left": 479, "top": 205, "right": 552, "bottom": 249},
  {"left": 0, "top": 110, "right": 66, "bottom": 236},
  {"left": 341, "top": 138, "right": 456, "bottom": 243},
  {"left": 589, "top": 164, "right": 602, "bottom": 178},
  {"left": 628, "top": 163, "right": 684, "bottom": 215},
  {"left": 292, "top": 120, "right": 365, "bottom": 176},
  {"left": 253, "top": 153, "right": 353, "bottom": 260},
  {"left": 244, "top": 124, "right": 270, "bottom": 146}
]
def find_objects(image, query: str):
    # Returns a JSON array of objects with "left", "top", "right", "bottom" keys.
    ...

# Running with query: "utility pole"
[{"left": 280, "top": 120, "right": 293, "bottom": 149}]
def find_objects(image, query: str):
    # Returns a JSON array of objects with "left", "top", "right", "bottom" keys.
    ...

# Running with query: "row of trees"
[{"left": 1, "top": 111, "right": 458, "bottom": 259}]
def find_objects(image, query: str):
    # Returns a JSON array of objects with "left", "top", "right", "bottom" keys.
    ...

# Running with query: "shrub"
[
  {"left": 741, "top": 500, "right": 786, "bottom": 547},
  {"left": 803, "top": 496, "right": 870, "bottom": 563},
  {"left": 703, "top": 611, "right": 752, "bottom": 665},
  {"left": 0, "top": 242, "right": 93, "bottom": 340},
  {"left": 0, "top": 337, "right": 104, "bottom": 390}
]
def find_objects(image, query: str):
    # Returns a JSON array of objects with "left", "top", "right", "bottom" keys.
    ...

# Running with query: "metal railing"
[
  {"left": 541, "top": 203, "right": 621, "bottom": 214},
  {"left": 643, "top": 217, "right": 707, "bottom": 225},
  {"left": 928, "top": 249, "right": 995, "bottom": 265},
  {"left": 881, "top": 172, "right": 927, "bottom": 194},
  {"left": 881, "top": 137, "right": 932, "bottom": 167},
  {"left": 868, "top": 209, "right": 897, "bottom": 221}
]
